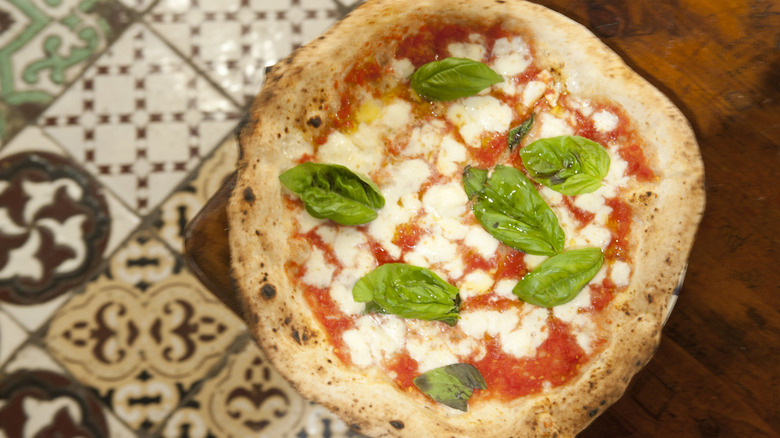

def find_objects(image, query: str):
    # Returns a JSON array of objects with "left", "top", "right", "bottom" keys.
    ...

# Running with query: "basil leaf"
[
  {"left": 519, "top": 135, "right": 610, "bottom": 195},
  {"left": 464, "top": 165, "right": 565, "bottom": 256},
  {"left": 410, "top": 57, "right": 503, "bottom": 101},
  {"left": 352, "top": 263, "right": 460, "bottom": 325},
  {"left": 462, "top": 166, "right": 488, "bottom": 198},
  {"left": 508, "top": 114, "right": 534, "bottom": 150},
  {"left": 279, "top": 163, "right": 385, "bottom": 225},
  {"left": 413, "top": 363, "right": 486, "bottom": 411},
  {"left": 513, "top": 247, "right": 604, "bottom": 307}
]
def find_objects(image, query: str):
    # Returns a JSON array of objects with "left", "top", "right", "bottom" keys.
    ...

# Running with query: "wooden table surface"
[
  {"left": 529, "top": 0, "right": 780, "bottom": 436},
  {"left": 185, "top": 0, "right": 780, "bottom": 436}
]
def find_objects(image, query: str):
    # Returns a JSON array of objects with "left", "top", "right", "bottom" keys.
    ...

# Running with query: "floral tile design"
[
  {"left": 146, "top": 0, "right": 342, "bottom": 106},
  {"left": 152, "top": 134, "right": 238, "bottom": 253},
  {"left": 0, "top": 127, "right": 139, "bottom": 332},
  {"left": 1, "top": 0, "right": 373, "bottom": 436},
  {"left": 0, "top": 344, "right": 137, "bottom": 438},
  {"left": 40, "top": 22, "right": 242, "bottom": 215},
  {"left": 0, "top": 0, "right": 133, "bottom": 143},
  {"left": 159, "top": 337, "right": 364, "bottom": 438},
  {"left": 44, "top": 230, "right": 247, "bottom": 432}
]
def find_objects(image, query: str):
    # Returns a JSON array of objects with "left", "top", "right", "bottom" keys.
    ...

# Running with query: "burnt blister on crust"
[
  {"left": 243, "top": 187, "right": 256, "bottom": 205},
  {"left": 389, "top": 420, "right": 405, "bottom": 430},
  {"left": 261, "top": 283, "right": 276, "bottom": 299}
]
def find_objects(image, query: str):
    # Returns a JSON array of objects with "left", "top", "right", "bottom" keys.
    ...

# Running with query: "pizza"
[{"left": 227, "top": 0, "right": 705, "bottom": 436}]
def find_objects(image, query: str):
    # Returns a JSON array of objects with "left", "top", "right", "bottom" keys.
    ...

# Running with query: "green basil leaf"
[
  {"left": 352, "top": 263, "right": 460, "bottom": 325},
  {"left": 508, "top": 114, "right": 534, "bottom": 150},
  {"left": 519, "top": 135, "right": 610, "bottom": 195},
  {"left": 464, "top": 165, "right": 565, "bottom": 256},
  {"left": 413, "top": 363, "right": 486, "bottom": 411},
  {"left": 462, "top": 166, "right": 488, "bottom": 199},
  {"left": 410, "top": 57, "right": 503, "bottom": 101},
  {"left": 279, "top": 163, "right": 385, "bottom": 225},
  {"left": 513, "top": 247, "right": 604, "bottom": 307}
]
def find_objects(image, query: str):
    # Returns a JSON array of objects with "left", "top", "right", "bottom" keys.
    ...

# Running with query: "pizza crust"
[{"left": 227, "top": 0, "right": 705, "bottom": 436}]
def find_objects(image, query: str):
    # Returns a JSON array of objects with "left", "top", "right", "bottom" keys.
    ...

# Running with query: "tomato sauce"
[
  {"left": 619, "top": 143, "right": 655, "bottom": 181},
  {"left": 605, "top": 197, "right": 632, "bottom": 261},
  {"left": 472, "top": 318, "right": 586, "bottom": 400},
  {"left": 387, "top": 352, "right": 420, "bottom": 391},
  {"left": 562, "top": 196, "right": 596, "bottom": 226},
  {"left": 303, "top": 285, "right": 354, "bottom": 364}
]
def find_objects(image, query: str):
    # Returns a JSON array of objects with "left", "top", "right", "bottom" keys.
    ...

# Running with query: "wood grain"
[
  {"left": 531, "top": 0, "right": 780, "bottom": 435},
  {"left": 184, "top": 0, "right": 780, "bottom": 435}
]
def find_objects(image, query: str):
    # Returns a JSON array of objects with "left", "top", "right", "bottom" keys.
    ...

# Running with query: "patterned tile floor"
[{"left": 0, "top": 0, "right": 365, "bottom": 436}]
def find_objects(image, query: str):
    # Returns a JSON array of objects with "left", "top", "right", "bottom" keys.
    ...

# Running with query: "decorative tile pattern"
[
  {"left": 41, "top": 23, "right": 242, "bottom": 215},
  {"left": 147, "top": 0, "right": 341, "bottom": 106},
  {"left": 153, "top": 134, "right": 238, "bottom": 252},
  {"left": 0, "top": 150, "right": 111, "bottom": 305},
  {"left": 160, "top": 338, "right": 364, "bottom": 438},
  {"left": 2, "top": 1, "right": 375, "bottom": 436},
  {"left": 44, "top": 230, "right": 246, "bottom": 432},
  {"left": 0, "top": 345, "right": 137, "bottom": 438},
  {"left": 0, "top": 0, "right": 132, "bottom": 143},
  {"left": 0, "top": 127, "right": 139, "bottom": 332},
  {"left": 0, "top": 308, "right": 27, "bottom": 368}
]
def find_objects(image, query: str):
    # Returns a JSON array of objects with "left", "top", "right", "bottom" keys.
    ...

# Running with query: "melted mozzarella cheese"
[
  {"left": 447, "top": 96, "right": 512, "bottom": 148},
  {"left": 464, "top": 226, "right": 499, "bottom": 259},
  {"left": 538, "top": 112, "right": 574, "bottom": 138},
  {"left": 459, "top": 307, "right": 550, "bottom": 358},
  {"left": 491, "top": 37, "right": 532, "bottom": 76},
  {"left": 459, "top": 270, "right": 494, "bottom": 300},
  {"left": 522, "top": 81, "right": 547, "bottom": 108},
  {"left": 436, "top": 135, "right": 468, "bottom": 176},
  {"left": 592, "top": 110, "right": 619, "bottom": 132},
  {"left": 368, "top": 159, "right": 430, "bottom": 258},
  {"left": 422, "top": 181, "right": 469, "bottom": 218},
  {"left": 343, "top": 316, "right": 406, "bottom": 367},
  {"left": 448, "top": 41, "right": 486, "bottom": 62},
  {"left": 611, "top": 261, "right": 631, "bottom": 287},
  {"left": 302, "top": 247, "right": 335, "bottom": 288}
]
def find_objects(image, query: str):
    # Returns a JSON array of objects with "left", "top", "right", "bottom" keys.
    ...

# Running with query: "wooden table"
[{"left": 185, "top": 0, "right": 780, "bottom": 435}]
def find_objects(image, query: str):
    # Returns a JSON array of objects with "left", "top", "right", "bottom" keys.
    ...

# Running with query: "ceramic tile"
[
  {"left": 41, "top": 22, "right": 242, "bottom": 215},
  {"left": 153, "top": 134, "right": 238, "bottom": 253},
  {"left": 0, "top": 344, "right": 137, "bottom": 437},
  {"left": 0, "top": 308, "right": 28, "bottom": 368},
  {"left": 0, "top": 127, "right": 140, "bottom": 332},
  {"left": 159, "top": 337, "right": 364, "bottom": 438},
  {"left": 147, "top": 0, "right": 341, "bottom": 106},
  {"left": 44, "top": 230, "right": 247, "bottom": 432},
  {"left": 0, "top": 0, "right": 133, "bottom": 141}
]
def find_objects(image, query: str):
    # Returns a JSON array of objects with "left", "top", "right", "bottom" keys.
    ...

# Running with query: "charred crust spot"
[
  {"left": 589, "top": 408, "right": 599, "bottom": 417},
  {"left": 389, "top": 421, "right": 404, "bottom": 430},
  {"left": 349, "top": 424, "right": 361, "bottom": 431},
  {"left": 261, "top": 283, "right": 276, "bottom": 299},
  {"left": 307, "top": 115, "right": 322, "bottom": 128},
  {"left": 292, "top": 328, "right": 301, "bottom": 344},
  {"left": 647, "top": 294, "right": 653, "bottom": 303},
  {"left": 284, "top": 317, "right": 291, "bottom": 325},
  {"left": 255, "top": 230, "right": 260, "bottom": 236},
  {"left": 243, "top": 187, "right": 256, "bottom": 205},
  {"left": 234, "top": 112, "right": 254, "bottom": 140}
]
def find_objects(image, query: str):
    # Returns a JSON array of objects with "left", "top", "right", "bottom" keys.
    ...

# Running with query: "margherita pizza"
[{"left": 227, "top": 0, "right": 705, "bottom": 436}]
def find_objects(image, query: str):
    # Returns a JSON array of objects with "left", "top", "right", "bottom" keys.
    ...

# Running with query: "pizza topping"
[
  {"left": 508, "top": 114, "right": 534, "bottom": 150},
  {"left": 513, "top": 247, "right": 605, "bottom": 307},
  {"left": 464, "top": 165, "right": 565, "bottom": 256},
  {"left": 519, "top": 135, "right": 611, "bottom": 196},
  {"left": 352, "top": 263, "right": 461, "bottom": 326},
  {"left": 410, "top": 57, "right": 503, "bottom": 101},
  {"left": 279, "top": 163, "right": 385, "bottom": 225},
  {"left": 279, "top": 20, "right": 654, "bottom": 408},
  {"left": 413, "top": 363, "right": 487, "bottom": 412}
]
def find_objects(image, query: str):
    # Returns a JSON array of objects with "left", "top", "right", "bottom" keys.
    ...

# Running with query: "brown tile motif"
[
  {"left": 0, "top": 369, "right": 110, "bottom": 437},
  {"left": 160, "top": 338, "right": 365, "bottom": 438},
  {"left": 0, "top": 0, "right": 132, "bottom": 143},
  {"left": 0, "top": 151, "right": 111, "bottom": 305},
  {"left": 45, "top": 231, "right": 246, "bottom": 432},
  {"left": 0, "top": 308, "right": 27, "bottom": 369},
  {"left": 41, "top": 23, "right": 241, "bottom": 215},
  {"left": 147, "top": 0, "right": 342, "bottom": 106},
  {"left": 153, "top": 135, "right": 238, "bottom": 252}
]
